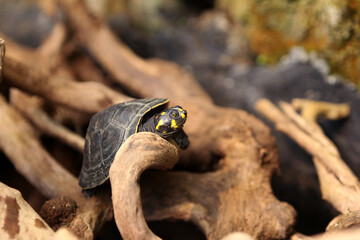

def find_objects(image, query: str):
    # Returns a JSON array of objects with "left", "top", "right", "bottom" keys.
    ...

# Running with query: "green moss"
[{"left": 217, "top": 0, "right": 360, "bottom": 85}]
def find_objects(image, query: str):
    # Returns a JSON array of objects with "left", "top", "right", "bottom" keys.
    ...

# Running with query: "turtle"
[{"left": 79, "top": 98, "right": 189, "bottom": 195}]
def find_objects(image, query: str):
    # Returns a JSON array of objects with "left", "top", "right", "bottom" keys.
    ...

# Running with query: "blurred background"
[{"left": 0, "top": 0, "right": 359, "bottom": 239}]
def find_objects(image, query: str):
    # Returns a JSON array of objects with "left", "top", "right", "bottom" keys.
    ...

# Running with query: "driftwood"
[
  {"left": 10, "top": 89, "right": 85, "bottom": 153},
  {"left": 0, "top": 92, "right": 113, "bottom": 239},
  {"left": 2, "top": 34, "right": 131, "bottom": 114},
  {"left": 0, "top": 94, "right": 82, "bottom": 201},
  {"left": 255, "top": 99, "right": 360, "bottom": 238},
  {"left": 0, "top": 182, "right": 78, "bottom": 240},
  {"left": 0, "top": 182, "right": 54, "bottom": 239},
  {"left": 4, "top": 1, "right": 358, "bottom": 240},
  {"left": 255, "top": 99, "right": 360, "bottom": 213},
  {"left": 109, "top": 133, "right": 180, "bottom": 240},
  {"left": 57, "top": 1, "right": 296, "bottom": 239},
  {"left": 0, "top": 1, "right": 297, "bottom": 239}
]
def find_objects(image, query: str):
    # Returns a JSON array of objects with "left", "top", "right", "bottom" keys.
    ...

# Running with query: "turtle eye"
[{"left": 170, "top": 111, "right": 179, "bottom": 118}]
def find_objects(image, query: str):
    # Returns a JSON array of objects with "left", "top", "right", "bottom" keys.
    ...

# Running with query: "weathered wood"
[
  {"left": 109, "top": 133, "right": 179, "bottom": 240},
  {"left": 0, "top": 1, "right": 296, "bottom": 239},
  {"left": 140, "top": 108, "right": 297, "bottom": 239},
  {"left": 57, "top": 0, "right": 212, "bottom": 105},
  {"left": 256, "top": 99, "right": 360, "bottom": 213},
  {"left": 0, "top": 94, "right": 82, "bottom": 201},
  {"left": 0, "top": 93, "right": 112, "bottom": 239},
  {"left": 327, "top": 210, "right": 360, "bottom": 232},
  {"left": 292, "top": 98, "right": 350, "bottom": 123},
  {"left": 2, "top": 35, "right": 132, "bottom": 114},
  {"left": 2, "top": 2, "right": 297, "bottom": 239},
  {"left": 0, "top": 182, "right": 54, "bottom": 240},
  {"left": 10, "top": 89, "right": 84, "bottom": 152}
]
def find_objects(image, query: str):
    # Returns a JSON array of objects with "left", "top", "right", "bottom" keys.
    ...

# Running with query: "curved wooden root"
[
  {"left": 256, "top": 99, "right": 360, "bottom": 213},
  {"left": 1, "top": 2, "right": 297, "bottom": 239},
  {"left": 109, "top": 132, "right": 179, "bottom": 240}
]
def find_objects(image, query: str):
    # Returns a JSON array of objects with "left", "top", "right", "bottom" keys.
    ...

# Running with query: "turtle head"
[{"left": 154, "top": 106, "right": 187, "bottom": 137}]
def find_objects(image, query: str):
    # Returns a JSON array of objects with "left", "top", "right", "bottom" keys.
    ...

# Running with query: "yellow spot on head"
[
  {"left": 181, "top": 113, "right": 185, "bottom": 119},
  {"left": 171, "top": 119, "right": 178, "bottom": 129},
  {"left": 163, "top": 131, "right": 167, "bottom": 133},
  {"left": 156, "top": 119, "right": 164, "bottom": 130},
  {"left": 178, "top": 108, "right": 183, "bottom": 112},
  {"left": 161, "top": 112, "right": 165, "bottom": 115}
]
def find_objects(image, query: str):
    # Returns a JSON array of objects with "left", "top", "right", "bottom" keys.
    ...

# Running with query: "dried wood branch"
[
  {"left": 2, "top": 2, "right": 297, "bottom": 239},
  {"left": 326, "top": 210, "right": 360, "bottom": 231},
  {"left": 0, "top": 94, "right": 82, "bottom": 201},
  {"left": 109, "top": 132, "right": 179, "bottom": 240},
  {"left": 57, "top": 0, "right": 213, "bottom": 104},
  {"left": 2, "top": 34, "right": 131, "bottom": 114},
  {"left": 0, "top": 181, "right": 79, "bottom": 240},
  {"left": 52, "top": 1, "right": 297, "bottom": 239},
  {"left": 37, "top": 23, "right": 67, "bottom": 70},
  {"left": 10, "top": 89, "right": 84, "bottom": 152},
  {"left": 292, "top": 98, "right": 350, "bottom": 123},
  {"left": 0, "top": 93, "right": 112, "bottom": 239},
  {"left": 255, "top": 99, "right": 360, "bottom": 213},
  {"left": 0, "top": 182, "right": 54, "bottom": 239}
]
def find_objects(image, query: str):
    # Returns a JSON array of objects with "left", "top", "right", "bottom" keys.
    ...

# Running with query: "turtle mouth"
[{"left": 176, "top": 118, "right": 186, "bottom": 128}]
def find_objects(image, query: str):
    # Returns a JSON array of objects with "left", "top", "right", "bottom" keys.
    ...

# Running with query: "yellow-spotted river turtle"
[{"left": 79, "top": 98, "right": 189, "bottom": 194}]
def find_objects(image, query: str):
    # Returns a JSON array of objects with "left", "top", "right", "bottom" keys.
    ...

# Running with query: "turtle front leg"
[{"left": 173, "top": 129, "right": 190, "bottom": 150}]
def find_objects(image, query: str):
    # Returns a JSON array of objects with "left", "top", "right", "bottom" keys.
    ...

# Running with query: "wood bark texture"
[
  {"left": 256, "top": 99, "right": 360, "bottom": 239},
  {"left": 256, "top": 99, "right": 360, "bottom": 213},
  {"left": 3, "top": 1, "right": 357, "bottom": 240}
]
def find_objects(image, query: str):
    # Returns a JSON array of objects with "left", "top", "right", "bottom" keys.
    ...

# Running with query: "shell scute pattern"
[{"left": 79, "top": 98, "right": 169, "bottom": 189}]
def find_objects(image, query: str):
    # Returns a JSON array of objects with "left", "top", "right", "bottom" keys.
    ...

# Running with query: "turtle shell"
[{"left": 79, "top": 98, "right": 169, "bottom": 189}]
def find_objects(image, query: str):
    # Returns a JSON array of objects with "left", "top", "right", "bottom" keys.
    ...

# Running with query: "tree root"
[{"left": 256, "top": 98, "right": 360, "bottom": 238}]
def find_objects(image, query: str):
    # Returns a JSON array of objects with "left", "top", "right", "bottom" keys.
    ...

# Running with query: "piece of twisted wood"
[
  {"left": 256, "top": 99, "right": 360, "bottom": 213},
  {"left": 109, "top": 132, "right": 179, "bottom": 240},
  {"left": 2, "top": 34, "right": 132, "bottom": 114},
  {"left": 1, "top": 1, "right": 297, "bottom": 238},
  {"left": 52, "top": 1, "right": 297, "bottom": 239},
  {"left": 0, "top": 94, "right": 82, "bottom": 200},
  {"left": 0, "top": 94, "right": 111, "bottom": 239}
]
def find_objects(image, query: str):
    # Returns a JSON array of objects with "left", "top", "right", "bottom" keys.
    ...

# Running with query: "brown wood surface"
[{"left": 0, "top": 1, "right": 358, "bottom": 240}]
